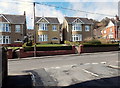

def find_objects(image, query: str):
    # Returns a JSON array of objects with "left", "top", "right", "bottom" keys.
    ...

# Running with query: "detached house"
[
  {"left": 35, "top": 17, "right": 60, "bottom": 44},
  {"left": 101, "top": 19, "right": 120, "bottom": 41},
  {"left": 62, "top": 17, "right": 93, "bottom": 42},
  {"left": 0, "top": 14, "right": 26, "bottom": 45}
]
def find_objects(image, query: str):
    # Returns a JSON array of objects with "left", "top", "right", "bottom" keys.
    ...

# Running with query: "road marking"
[
  {"left": 100, "top": 62, "right": 106, "bottom": 64},
  {"left": 84, "top": 63, "right": 90, "bottom": 65},
  {"left": 116, "top": 61, "right": 120, "bottom": 63},
  {"left": 82, "top": 69, "right": 99, "bottom": 77},
  {"left": 92, "top": 63, "right": 98, "bottom": 65}
]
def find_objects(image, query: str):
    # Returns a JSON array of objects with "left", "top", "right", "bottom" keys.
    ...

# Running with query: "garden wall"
[
  {"left": 7, "top": 46, "right": 76, "bottom": 58},
  {"left": 78, "top": 44, "right": 119, "bottom": 53}
]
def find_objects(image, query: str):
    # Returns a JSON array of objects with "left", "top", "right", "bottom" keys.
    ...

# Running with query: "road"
[
  {"left": 8, "top": 51, "right": 119, "bottom": 74},
  {"left": 8, "top": 51, "right": 120, "bottom": 87}
]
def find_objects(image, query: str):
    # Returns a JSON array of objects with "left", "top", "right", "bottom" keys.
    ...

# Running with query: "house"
[
  {"left": 0, "top": 13, "right": 26, "bottom": 45},
  {"left": 35, "top": 17, "right": 60, "bottom": 44},
  {"left": 61, "top": 17, "right": 93, "bottom": 42},
  {"left": 101, "top": 19, "right": 120, "bottom": 41}
]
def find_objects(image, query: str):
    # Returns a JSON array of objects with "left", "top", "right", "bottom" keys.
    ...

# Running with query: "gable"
[
  {"left": 37, "top": 17, "right": 49, "bottom": 23},
  {"left": 106, "top": 20, "right": 115, "bottom": 28},
  {"left": 72, "top": 18, "right": 84, "bottom": 24},
  {"left": 0, "top": 15, "right": 9, "bottom": 23}
]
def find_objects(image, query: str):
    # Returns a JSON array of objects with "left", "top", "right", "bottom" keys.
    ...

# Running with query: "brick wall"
[
  {"left": 16, "top": 46, "right": 76, "bottom": 58},
  {"left": 78, "top": 45, "right": 119, "bottom": 53}
]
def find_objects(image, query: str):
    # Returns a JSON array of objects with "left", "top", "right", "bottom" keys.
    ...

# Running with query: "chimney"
[
  {"left": 115, "top": 15, "right": 119, "bottom": 21},
  {"left": 24, "top": 11, "right": 26, "bottom": 16}
]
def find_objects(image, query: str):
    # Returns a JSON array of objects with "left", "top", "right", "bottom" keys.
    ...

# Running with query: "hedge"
[
  {"left": 24, "top": 46, "right": 73, "bottom": 52},
  {"left": 82, "top": 43, "right": 119, "bottom": 47}
]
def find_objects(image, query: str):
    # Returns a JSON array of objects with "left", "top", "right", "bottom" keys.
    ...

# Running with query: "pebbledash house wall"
[
  {"left": 0, "top": 14, "right": 26, "bottom": 45},
  {"left": 62, "top": 18, "right": 93, "bottom": 42},
  {"left": 0, "top": 25, "right": 24, "bottom": 44},
  {"left": 35, "top": 18, "right": 60, "bottom": 44}
]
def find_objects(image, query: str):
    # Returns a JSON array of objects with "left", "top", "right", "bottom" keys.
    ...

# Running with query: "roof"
[
  {"left": 64, "top": 17, "right": 93, "bottom": 24},
  {"left": 35, "top": 17, "right": 59, "bottom": 24},
  {"left": 0, "top": 14, "right": 25, "bottom": 24}
]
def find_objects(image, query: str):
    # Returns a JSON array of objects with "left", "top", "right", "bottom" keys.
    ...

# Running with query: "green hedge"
[
  {"left": 82, "top": 43, "right": 119, "bottom": 47},
  {"left": 24, "top": 46, "right": 73, "bottom": 52}
]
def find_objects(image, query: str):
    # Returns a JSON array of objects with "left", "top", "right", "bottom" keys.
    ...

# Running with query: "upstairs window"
[
  {"left": 39, "top": 23, "right": 48, "bottom": 31},
  {"left": 72, "top": 24, "right": 82, "bottom": 31},
  {"left": 52, "top": 25, "right": 57, "bottom": 31},
  {"left": 85, "top": 25, "right": 90, "bottom": 31},
  {"left": 15, "top": 25, "right": 21, "bottom": 32},
  {"left": 0, "top": 23, "right": 10, "bottom": 32}
]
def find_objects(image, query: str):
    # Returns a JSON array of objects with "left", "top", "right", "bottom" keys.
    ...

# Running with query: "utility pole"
[{"left": 33, "top": 2, "right": 36, "bottom": 57}]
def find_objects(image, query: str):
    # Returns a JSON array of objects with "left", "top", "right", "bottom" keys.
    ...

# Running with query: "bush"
[
  {"left": 24, "top": 46, "right": 73, "bottom": 52},
  {"left": 84, "top": 39, "right": 101, "bottom": 45},
  {"left": 22, "top": 41, "right": 33, "bottom": 47}
]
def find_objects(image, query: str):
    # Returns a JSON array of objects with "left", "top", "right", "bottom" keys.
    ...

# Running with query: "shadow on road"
[
  {"left": 2, "top": 75, "right": 33, "bottom": 88},
  {"left": 62, "top": 76, "right": 120, "bottom": 88}
]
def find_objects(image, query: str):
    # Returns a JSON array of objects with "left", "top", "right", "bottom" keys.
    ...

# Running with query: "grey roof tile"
[
  {"left": 36, "top": 17, "right": 59, "bottom": 24},
  {"left": 1, "top": 14, "right": 25, "bottom": 24}
]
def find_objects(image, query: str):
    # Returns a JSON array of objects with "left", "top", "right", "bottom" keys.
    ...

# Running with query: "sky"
[{"left": 0, "top": 0, "right": 119, "bottom": 29}]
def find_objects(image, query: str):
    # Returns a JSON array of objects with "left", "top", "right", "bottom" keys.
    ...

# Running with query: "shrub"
[
  {"left": 64, "top": 41, "right": 71, "bottom": 45},
  {"left": 22, "top": 41, "right": 33, "bottom": 47},
  {"left": 84, "top": 39, "right": 101, "bottom": 45}
]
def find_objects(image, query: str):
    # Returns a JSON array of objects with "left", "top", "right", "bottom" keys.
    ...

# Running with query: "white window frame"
[
  {"left": 104, "top": 30, "right": 106, "bottom": 34},
  {"left": 39, "top": 23, "right": 48, "bottom": 31},
  {"left": 15, "top": 25, "right": 21, "bottom": 32},
  {"left": 0, "top": 23, "right": 10, "bottom": 32},
  {"left": 0, "top": 35, "right": 10, "bottom": 44},
  {"left": 72, "top": 23, "right": 82, "bottom": 31},
  {"left": 110, "top": 27, "right": 112, "bottom": 32},
  {"left": 38, "top": 35, "right": 48, "bottom": 42},
  {"left": 52, "top": 25, "right": 57, "bottom": 31},
  {"left": 85, "top": 25, "right": 90, "bottom": 31},
  {"left": 72, "top": 34, "right": 82, "bottom": 41}
]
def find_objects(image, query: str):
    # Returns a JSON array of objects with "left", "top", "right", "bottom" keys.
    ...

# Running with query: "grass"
[
  {"left": 35, "top": 44, "right": 64, "bottom": 47},
  {"left": 7, "top": 47, "right": 21, "bottom": 50}
]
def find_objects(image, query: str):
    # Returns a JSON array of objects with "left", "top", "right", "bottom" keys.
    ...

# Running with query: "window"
[
  {"left": 72, "top": 34, "right": 82, "bottom": 41},
  {"left": 109, "top": 34, "right": 114, "bottom": 38},
  {"left": 52, "top": 37, "right": 58, "bottom": 40},
  {"left": 39, "top": 23, "right": 48, "bottom": 31},
  {"left": 72, "top": 24, "right": 82, "bottom": 31},
  {"left": 85, "top": 25, "right": 90, "bottom": 31},
  {"left": 52, "top": 25, "right": 57, "bottom": 31},
  {"left": 110, "top": 28, "right": 112, "bottom": 32},
  {"left": 104, "top": 30, "right": 106, "bottom": 34},
  {"left": 0, "top": 23, "right": 10, "bottom": 32},
  {"left": 38, "top": 35, "right": 48, "bottom": 42},
  {"left": 15, "top": 25, "right": 21, "bottom": 32},
  {"left": 0, "top": 35, "right": 10, "bottom": 44}
]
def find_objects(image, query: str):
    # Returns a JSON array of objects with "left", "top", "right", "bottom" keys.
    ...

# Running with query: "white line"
[
  {"left": 92, "top": 63, "right": 98, "bottom": 65},
  {"left": 101, "top": 62, "right": 106, "bottom": 64},
  {"left": 82, "top": 69, "right": 99, "bottom": 77},
  {"left": 116, "top": 61, "right": 120, "bottom": 63},
  {"left": 84, "top": 63, "right": 90, "bottom": 65}
]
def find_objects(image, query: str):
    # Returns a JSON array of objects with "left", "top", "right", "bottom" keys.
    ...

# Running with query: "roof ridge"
[{"left": 1, "top": 14, "right": 25, "bottom": 16}]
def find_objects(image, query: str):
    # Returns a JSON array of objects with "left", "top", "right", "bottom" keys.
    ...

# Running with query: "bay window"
[
  {"left": 72, "top": 34, "right": 82, "bottom": 41},
  {"left": 0, "top": 36, "right": 10, "bottom": 44},
  {"left": 72, "top": 24, "right": 82, "bottom": 31},
  {"left": 39, "top": 23, "right": 48, "bottom": 31},
  {"left": 38, "top": 35, "right": 48, "bottom": 42},
  {"left": 0, "top": 23, "right": 10, "bottom": 32}
]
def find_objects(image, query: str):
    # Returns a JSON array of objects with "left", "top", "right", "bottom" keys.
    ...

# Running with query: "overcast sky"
[{"left": 0, "top": 0, "right": 119, "bottom": 29}]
